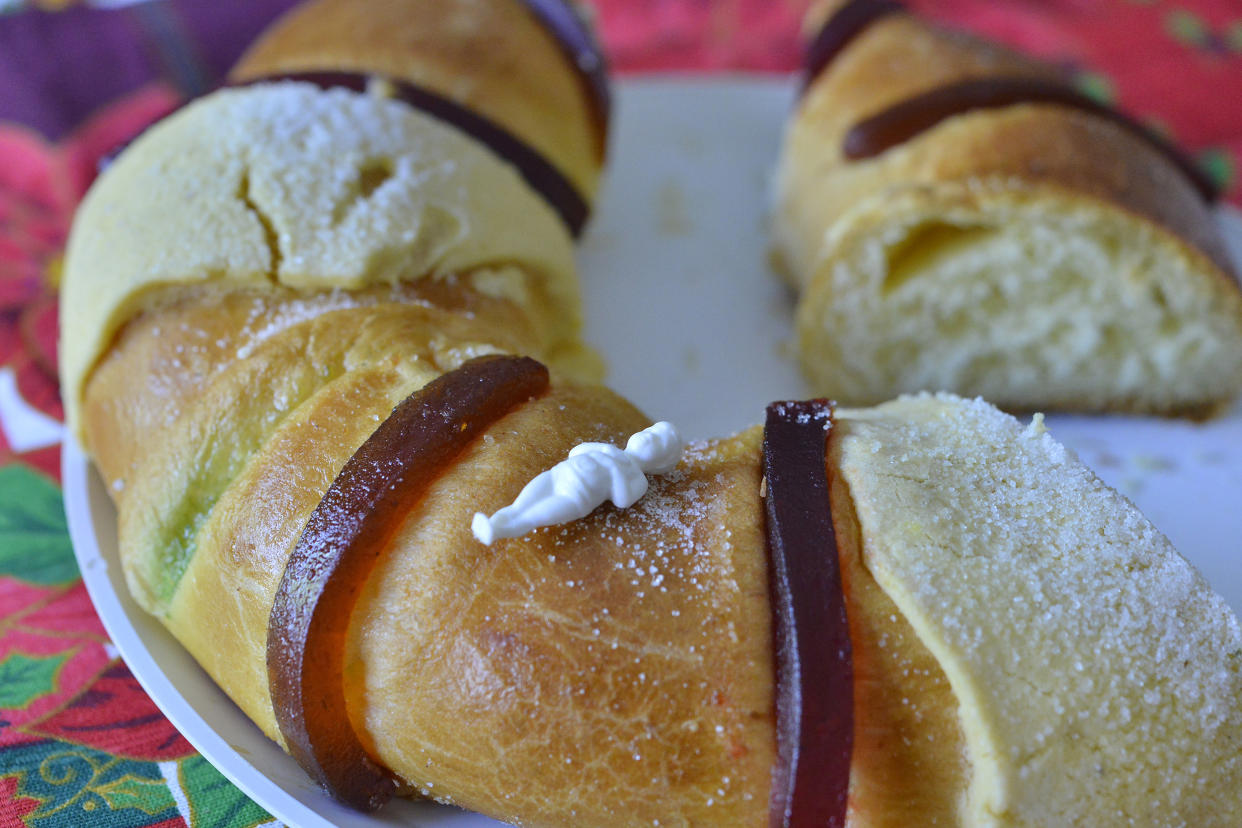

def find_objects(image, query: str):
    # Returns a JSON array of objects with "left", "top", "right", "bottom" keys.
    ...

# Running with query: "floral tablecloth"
[{"left": 1, "top": 0, "right": 1240, "bottom": 824}]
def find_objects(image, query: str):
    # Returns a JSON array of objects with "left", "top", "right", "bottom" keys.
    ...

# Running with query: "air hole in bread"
[
  {"left": 882, "top": 222, "right": 994, "bottom": 295},
  {"left": 332, "top": 157, "right": 396, "bottom": 224},
  {"left": 357, "top": 157, "right": 395, "bottom": 199}
]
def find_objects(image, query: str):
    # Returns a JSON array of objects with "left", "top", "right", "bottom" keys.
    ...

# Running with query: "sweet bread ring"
[{"left": 59, "top": 1, "right": 1242, "bottom": 824}]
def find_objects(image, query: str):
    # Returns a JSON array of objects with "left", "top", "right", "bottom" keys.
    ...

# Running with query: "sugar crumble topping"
[{"left": 837, "top": 393, "right": 1241, "bottom": 823}]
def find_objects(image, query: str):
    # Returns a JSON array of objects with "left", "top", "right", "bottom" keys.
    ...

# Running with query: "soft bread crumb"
[{"left": 795, "top": 183, "right": 1242, "bottom": 415}]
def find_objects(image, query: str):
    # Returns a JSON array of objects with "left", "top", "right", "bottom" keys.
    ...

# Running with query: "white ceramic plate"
[{"left": 63, "top": 77, "right": 1242, "bottom": 828}]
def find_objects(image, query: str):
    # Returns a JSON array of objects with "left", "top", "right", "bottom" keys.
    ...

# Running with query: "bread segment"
[
  {"left": 232, "top": 0, "right": 605, "bottom": 202},
  {"left": 774, "top": 6, "right": 1242, "bottom": 414},
  {"left": 61, "top": 82, "right": 583, "bottom": 436},
  {"left": 834, "top": 395, "right": 1242, "bottom": 825},
  {"left": 350, "top": 415, "right": 776, "bottom": 826}
]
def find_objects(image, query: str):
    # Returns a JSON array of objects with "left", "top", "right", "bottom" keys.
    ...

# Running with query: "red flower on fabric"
[
  {"left": 0, "top": 773, "right": 41, "bottom": 824},
  {"left": 0, "top": 82, "right": 179, "bottom": 480},
  {"left": 0, "top": 586, "right": 113, "bottom": 750},
  {"left": 24, "top": 660, "right": 194, "bottom": 762},
  {"left": 596, "top": 0, "right": 806, "bottom": 72}
]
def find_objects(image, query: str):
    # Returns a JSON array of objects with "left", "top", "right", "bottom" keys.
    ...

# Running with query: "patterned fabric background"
[{"left": 1, "top": 0, "right": 1240, "bottom": 824}]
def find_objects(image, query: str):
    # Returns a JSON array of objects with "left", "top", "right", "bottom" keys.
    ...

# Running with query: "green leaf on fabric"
[
  {"left": 0, "top": 465, "right": 79, "bottom": 586},
  {"left": 1165, "top": 9, "right": 1210, "bottom": 46},
  {"left": 0, "top": 740, "right": 182, "bottom": 828},
  {"left": 0, "top": 650, "right": 69, "bottom": 708},
  {"left": 1073, "top": 71, "right": 1116, "bottom": 105},
  {"left": 1198, "top": 148, "right": 1236, "bottom": 192},
  {"left": 179, "top": 755, "right": 273, "bottom": 828},
  {"left": 93, "top": 773, "right": 177, "bottom": 815}
]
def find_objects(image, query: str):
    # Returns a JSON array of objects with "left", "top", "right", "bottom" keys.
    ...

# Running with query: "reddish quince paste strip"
[
  {"left": 234, "top": 72, "right": 591, "bottom": 237},
  {"left": 762, "top": 400, "right": 852, "bottom": 828},
  {"left": 267, "top": 354, "right": 550, "bottom": 811},
  {"left": 843, "top": 76, "right": 1220, "bottom": 202},
  {"left": 802, "top": 0, "right": 905, "bottom": 92}
]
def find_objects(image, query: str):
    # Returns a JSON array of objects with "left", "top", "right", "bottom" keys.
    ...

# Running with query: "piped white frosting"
[{"left": 472, "top": 422, "right": 683, "bottom": 544}]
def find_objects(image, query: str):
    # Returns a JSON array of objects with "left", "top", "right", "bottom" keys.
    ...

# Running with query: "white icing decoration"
[{"left": 472, "top": 422, "right": 683, "bottom": 545}]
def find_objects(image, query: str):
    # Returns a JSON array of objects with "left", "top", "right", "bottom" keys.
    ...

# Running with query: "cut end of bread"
[{"left": 796, "top": 182, "right": 1242, "bottom": 415}]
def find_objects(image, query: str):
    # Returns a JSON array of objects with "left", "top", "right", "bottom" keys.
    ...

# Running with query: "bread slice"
[
  {"left": 833, "top": 394, "right": 1242, "bottom": 825},
  {"left": 774, "top": 4, "right": 1242, "bottom": 415}
]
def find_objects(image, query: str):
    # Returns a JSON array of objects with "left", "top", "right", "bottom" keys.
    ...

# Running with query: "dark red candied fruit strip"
[
  {"left": 762, "top": 399, "right": 852, "bottom": 828},
  {"left": 267, "top": 354, "right": 551, "bottom": 811},
  {"left": 842, "top": 76, "right": 1220, "bottom": 203}
]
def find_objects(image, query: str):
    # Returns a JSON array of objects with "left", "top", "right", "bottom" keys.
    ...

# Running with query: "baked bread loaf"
[
  {"left": 773, "top": 0, "right": 1242, "bottom": 416},
  {"left": 59, "top": 0, "right": 1242, "bottom": 825}
]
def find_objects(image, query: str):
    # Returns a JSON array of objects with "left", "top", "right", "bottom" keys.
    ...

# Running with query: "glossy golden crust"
[
  {"left": 232, "top": 0, "right": 603, "bottom": 203},
  {"left": 82, "top": 278, "right": 541, "bottom": 492},
  {"left": 351, "top": 418, "right": 775, "bottom": 826}
]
